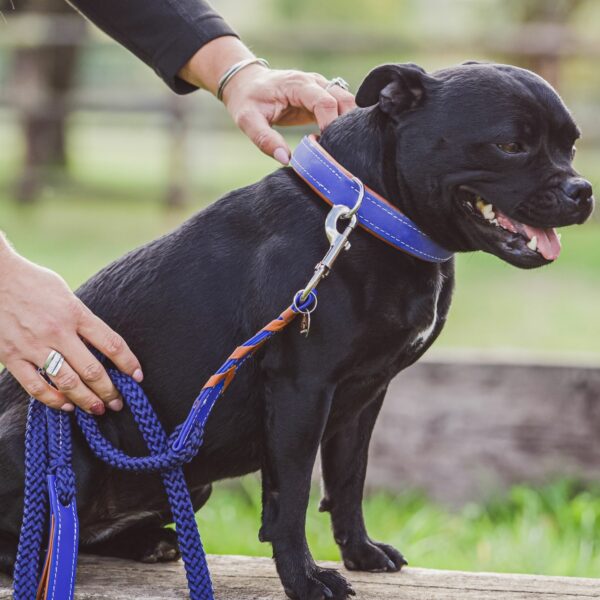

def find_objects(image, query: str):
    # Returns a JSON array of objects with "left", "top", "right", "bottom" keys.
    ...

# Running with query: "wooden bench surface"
[{"left": 1, "top": 554, "right": 599, "bottom": 599}]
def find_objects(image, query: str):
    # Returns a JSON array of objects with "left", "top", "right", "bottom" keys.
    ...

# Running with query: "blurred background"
[{"left": 0, "top": 0, "right": 599, "bottom": 578}]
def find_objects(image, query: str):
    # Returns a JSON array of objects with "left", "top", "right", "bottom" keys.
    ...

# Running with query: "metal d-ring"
[
  {"left": 292, "top": 289, "right": 318, "bottom": 314},
  {"left": 325, "top": 177, "right": 364, "bottom": 245},
  {"left": 347, "top": 176, "right": 365, "bottom": 217}
]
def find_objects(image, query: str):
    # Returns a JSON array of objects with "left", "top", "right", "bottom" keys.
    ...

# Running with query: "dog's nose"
[{"left": 562, "top": 177, "right": 594, "bottom": 209}]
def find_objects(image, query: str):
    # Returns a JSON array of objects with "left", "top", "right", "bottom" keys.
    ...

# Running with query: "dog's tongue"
[
  {"left": 496, "top": 211, "right": 561, "bottom": 260},
  {"left": 523, "top": 225, "right": 561, "bottom": 260}
]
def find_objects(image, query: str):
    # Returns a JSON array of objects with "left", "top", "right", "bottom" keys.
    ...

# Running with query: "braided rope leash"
[{"left": 13, "top": 298, "right": 315, "bottom": 600}]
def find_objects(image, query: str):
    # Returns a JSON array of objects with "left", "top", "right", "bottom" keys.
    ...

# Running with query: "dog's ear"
[{"left": 356, "top": 63, "right": 435, "bottom": 117}]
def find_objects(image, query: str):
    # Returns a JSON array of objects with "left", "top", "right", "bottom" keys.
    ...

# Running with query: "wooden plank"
[
  {"left": 365, "top": 355, "right": 600, "bottom": 504},
  {"left": 1, "top": 555, "right": 598, "bottom": 599}
]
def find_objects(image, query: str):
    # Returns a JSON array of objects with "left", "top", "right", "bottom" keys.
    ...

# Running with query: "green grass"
[{"left": 198, "top": 477, "right": 600, "bottom": 578}]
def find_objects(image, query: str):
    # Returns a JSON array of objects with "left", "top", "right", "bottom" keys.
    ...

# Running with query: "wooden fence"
[
  {"left": 1, "top": 13, "right": 600, "bottom": 204},
  {"left": 365, "top": 352, "right": 600, "bottom": 504}
]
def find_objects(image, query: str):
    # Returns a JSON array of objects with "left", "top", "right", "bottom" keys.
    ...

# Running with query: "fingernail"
[
  {"left": 133, "top": 369, "right": 143, "bottom": 382},
  {"left": 108, "top": 398, "right": 123, "bottom": 411},
  {"left": 90, "top": 402, "right": 105, "bottom": 416},
  {"left": 274, "top": 147, "right": 289, "bottom": 166},
  {"left": 60, "top": 403, "right": 75, "bottom": 413}
]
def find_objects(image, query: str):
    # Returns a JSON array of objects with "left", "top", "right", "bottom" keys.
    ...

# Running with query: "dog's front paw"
[
  {"left": 342, "top": 538, "right": 407, "bottom": 573},
  {"left": 281, "top": 564, "right": 355, "bottom": 600}
]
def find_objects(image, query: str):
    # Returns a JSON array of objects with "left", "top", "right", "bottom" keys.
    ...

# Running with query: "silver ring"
[
  {"left": 292, "top": 289, "right": 319, "bottom": 314},
  {"left": 326, "top": 77, "right": 350, "bottom": 92},
  {"left": 42, "top": 350, "right": 65, "bottom": 377}
]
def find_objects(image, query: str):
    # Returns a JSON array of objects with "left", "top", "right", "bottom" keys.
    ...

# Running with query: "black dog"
[{"left": 0, "top": 62, "right": 593, "bottom": 599}]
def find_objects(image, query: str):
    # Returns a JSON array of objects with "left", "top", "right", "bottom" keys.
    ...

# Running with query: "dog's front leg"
[
  {"left": 260, "top": 378, "right": 354, "bottom": 600},
  {"left": 320, "top": 389, "right": 407, "bottom": 573}
]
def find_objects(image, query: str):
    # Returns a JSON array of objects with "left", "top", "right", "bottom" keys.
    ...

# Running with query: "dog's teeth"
[
  {"left": 527, "top": 236, "right": 538, "bottom": 251},
  {"left": 491, "top": 218, "right": 499, "bottom": 226},
  {"left": 557, "top": 233, "right": 562, "bottom": 242},
  {"left": 475, "top": 198, "right": 496, "bottom": 221},
  {"left": 482, "top": 204, "right": 495, "bottom": 220}
]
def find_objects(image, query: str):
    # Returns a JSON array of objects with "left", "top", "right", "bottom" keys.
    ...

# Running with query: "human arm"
[{"left": 67, "top": 0, "right": 236, "bottom": 94}]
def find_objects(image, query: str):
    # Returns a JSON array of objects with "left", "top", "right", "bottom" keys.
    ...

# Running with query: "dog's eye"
[{"left": 496, "top": 142, "right": 523, "bottom": 154}]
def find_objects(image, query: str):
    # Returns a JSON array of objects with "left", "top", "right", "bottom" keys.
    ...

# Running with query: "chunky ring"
[
  {"left": 326, "top": 77, "right": 350, "bottom": 91},
  {"left": 42, "top": 350, "right": 65, "bottom": 377}
]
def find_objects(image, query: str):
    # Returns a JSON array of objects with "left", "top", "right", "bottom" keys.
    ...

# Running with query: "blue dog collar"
[{"left": 290, "top": 135, "right": 453, "bottom": 263}]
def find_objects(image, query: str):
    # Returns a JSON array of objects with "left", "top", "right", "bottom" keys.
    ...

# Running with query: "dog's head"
[{"left": 356, "top": 62, "right": 594, "bottom": 268}]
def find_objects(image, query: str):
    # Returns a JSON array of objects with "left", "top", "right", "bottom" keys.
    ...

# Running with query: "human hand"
[
  {"left": 0, "top": 244, "right": 143, "bottom": 414},
  {"left": 178, "top": 36, "right": 356, "bottom": 164},
  {"left": 222, "top": 65, "right": 356, "bottom": 164}
]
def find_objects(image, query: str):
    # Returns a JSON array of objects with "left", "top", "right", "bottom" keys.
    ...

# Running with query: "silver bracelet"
[{"left": 216, "top": 57, "right": 269, "bottom": 101}]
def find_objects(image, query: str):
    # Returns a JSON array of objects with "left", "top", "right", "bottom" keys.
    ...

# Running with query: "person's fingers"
[
  {"left": 77, "top": 306, "right": 143, "bottom": 383},
  {"left": 325, "top": 84, "right": 356, "bottom": 115},
  {"left": 295, "top": 84, "right": 340, "bottom": 131},
  {"left": 44, "top": 356, "right": 106, "bottom": 415},
  {"left": 9, "top": 360, "right": 72, "bottom": 411},
  {"left": 235, "top": 109, "right": 291, "bottom": 164},
  {"left": 309, "top": 72, "right": 330, "bottom": 88},
  {"left": 60, "top": 337, "right": 123, "bottom": 411}
]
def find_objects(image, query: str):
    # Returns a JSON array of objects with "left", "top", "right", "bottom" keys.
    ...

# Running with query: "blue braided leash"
[
  {"left": 14, "top": 372, "right": 210, "bottom": 600},
  {"left": 13, "top": 294, "right": 316, "bottom": 600}
]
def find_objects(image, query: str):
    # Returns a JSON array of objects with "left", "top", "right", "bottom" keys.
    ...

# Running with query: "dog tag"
[{"left": 300, "top": 312, "right": 311, "bottom": 337}]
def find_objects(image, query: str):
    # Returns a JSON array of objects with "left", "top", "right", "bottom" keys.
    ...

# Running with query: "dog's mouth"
[{"left": 457, "top": 187, "right": 562, "bottom": 262}]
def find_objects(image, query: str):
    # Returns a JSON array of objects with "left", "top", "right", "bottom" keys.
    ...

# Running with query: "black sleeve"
[{"left": 67, "top": 0, "right": 238, "bottom": 94}]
